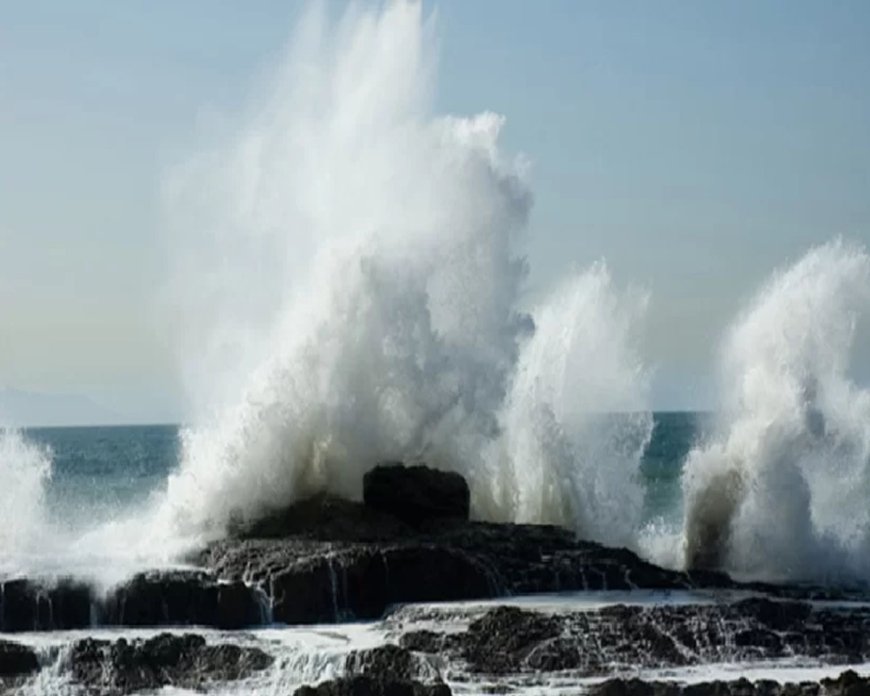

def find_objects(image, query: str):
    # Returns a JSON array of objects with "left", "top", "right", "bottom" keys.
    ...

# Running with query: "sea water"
[{"left": 13, "top": 413, "right": 696, "bottom": 555}]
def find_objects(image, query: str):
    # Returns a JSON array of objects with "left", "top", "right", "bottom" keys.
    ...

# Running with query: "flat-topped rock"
[
  {"left": 233, "top": 493, "right": 414, "bottom": 541},
  {"left": 363, "top": 463, "right": 470, "bottom": 525}
]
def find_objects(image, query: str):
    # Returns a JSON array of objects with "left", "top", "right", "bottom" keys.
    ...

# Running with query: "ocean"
[
  {"left": 18, "top": 412, "right": 701, "bottom": 548},
  {"left": 8, "top": 412, "right": 870, "bottom": 696},
  {"left": 4, "top": 2, "right": 870, "bottom": 692}
]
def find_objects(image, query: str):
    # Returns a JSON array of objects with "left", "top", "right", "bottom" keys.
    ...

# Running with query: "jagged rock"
[
  {"left": 345, "top": 644, "right": 441, "bottom": 683},
  {"left": 590, "top": 670, "right": 870, "bottom": 695},
  {"left": 0, "top": 578, "right": 93, "bottom": 631},
  {"left": 820, "top": 670, "right": 870, "bottom": 696},
  {"left": 459, "top": 606, "right": 562, "bottom": 674},
  {"left": 403, "top": 600, "right": 870, "bottom": 676},
  {"left": 103, "top": 570, "right": 263, "bottom": 629},
  {"left": 0, "top": 639, "right": 39, "bottom": 677},
  {"left": 363, "top": 463, "right": 469, "bottom": 525},
  {"left": 64, "top": 632, "right": 273, "bottom": 695},
  {"left": 293, "top": 676, "right": 451, "bottom": 696}
]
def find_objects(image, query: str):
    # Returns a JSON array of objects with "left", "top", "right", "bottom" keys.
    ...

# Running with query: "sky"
[{"left": 1, "top": 0, "right": 869, "bottom": 424}]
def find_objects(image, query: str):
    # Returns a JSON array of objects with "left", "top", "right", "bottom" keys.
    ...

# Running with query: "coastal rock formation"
[
  {"left": 293, "top": 676, "right": 452, "bottom": 696},
  {"left": 0, "top": 578, "right": 93, "bottom": 632},
  {"left": 64, "top": 632, "right": 273, "bottom": 695},
  {"left": 102, "top": 570, "right": 264, "bottom": 629},
  {"left": 235, "top": 493, "right": 413, "bottom": 541},
  {"left": 1, "top": 464, "right": 866, "bottom": 647},
  {"left": 0, "top": 639, "right": 39, "bottom": 677},
  {"left": 202, "top": 537, "right": 495, "bottom": 624},
  {"left": 591, "top": 670, "right": 870, "bottom": 696},
  {"left": 201, "top": 507, "right": 736, "bottom": 625},
  {"left": 363, "top": 463, "right": 470, "bottom": 525},
  {"left": 197, "top": 461, "right": 739, "bottom": 625},
  {"left": 399, "top": 599, "right": 870, "bottom": 676},
  {"left": 345, "top": 644, "right": 442, "bottom": 683}
]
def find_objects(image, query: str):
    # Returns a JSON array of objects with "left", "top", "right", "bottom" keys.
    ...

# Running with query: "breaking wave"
[
  {"left": 682, "top": 240, "right": 870, "bottom": 583},
  {"left": 153, "top": 1, "right": 652, "bottom": 550}
]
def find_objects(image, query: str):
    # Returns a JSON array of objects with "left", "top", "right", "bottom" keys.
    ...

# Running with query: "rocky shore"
[{"left": 1, "top": 464, "right": 869, "bottom": 694}]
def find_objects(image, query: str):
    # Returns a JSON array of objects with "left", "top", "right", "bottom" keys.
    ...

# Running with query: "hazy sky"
[{"left": 1, "top": 1, "right": 869, "bottom": 424}]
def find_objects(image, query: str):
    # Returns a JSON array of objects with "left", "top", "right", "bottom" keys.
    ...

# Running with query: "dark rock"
[
  {"left": 363, "top": 463, "right": 469, "bottom": 525},
  {"left": 399, "top": 630, "right": 454, "bottom": 654},
  {"left": 733, "top": 597, "right": 811, "bottom": 631},
  {"left": 591, "top": 678, "right": 680, "bottom": 696},
  {"left": 217, "top": 580, "right": 267, "bottom": 629},
  {"left": 205, "top": 539, "right": 495, "bottom": 624},
  {"left": 821, "top": 670, "right": 870, "bottom": 696},
  {"left": 269, "top": 544, "right": 494, "bottom": 623},
  {"left": 199, "top": 515, "right": 710, "bottom": 626},
  {"left": 345, "top": 644, "right": 428, "bottom": 682},
  {"left": 590, "top": 672, "right": 870, "bottom": 696},
  {"left": 293, "top": 675, "right": 451, "bottom": 696},
  {"left": 0, "top": 578, "right": 93, "bottom": 631},
  {"left": 0, "top": 639, "right": 39, "bottom": 677},
  {"left": 103, "top": 570, "right": 262, "bottom": 629},
  {"left": 461, "top": 606, "right": 562, "bottom": 673},
  {"left": 65, "top": 632, "right": 273, "bottom": 695},
  {"left": 408, "top": 600, "right": 870, "bottom": 677},
  {"left": 196, "top": 481, "right": 870, "bottom": 632},
  {"left": 234, "top": 493, "right": 413, "bottom": 541}
]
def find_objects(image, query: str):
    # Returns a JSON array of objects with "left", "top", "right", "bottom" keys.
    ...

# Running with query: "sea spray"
[
  {"left": 0, "top": 429, "right": 52, "bottom": 565},
  {"left": 155, "top": 0, "right": 653, "bottom": 550},
  {"left": 489, "top": 264, "right": 652, "bottom": 548},
  {"left": 682, "top": 239, "right": 870, "bottom": 582}
]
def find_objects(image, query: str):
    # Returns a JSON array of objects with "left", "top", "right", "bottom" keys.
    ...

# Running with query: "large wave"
[
  {"left": 153, "top": 1, "right": 652, "bottom": 550},
  {"left": 682, "top": 240, "right": 870, "bottom": 583}
]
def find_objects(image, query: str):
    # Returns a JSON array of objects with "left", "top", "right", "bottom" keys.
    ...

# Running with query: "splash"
[
  {"left": 681, "top": 240, "right": 870, "bottom": 582},
  {"left": 0, "top": 429, "right": 52, "bottom": 565},
  {"left": 488, "top": 264, "right": 652, "bottom": 548},
  {"left": 154, "top": 0, "right": 652, "bottom": 550},
  {"left": 0, "top": 427, "right": 184, "bottom": 583}
]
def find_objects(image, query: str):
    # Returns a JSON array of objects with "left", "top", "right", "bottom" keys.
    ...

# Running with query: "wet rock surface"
[
  {"left": 293, "top": 676, "right": 452, "bottom": 696},
  {"left": 3, "top": 464, "right": 865, "bottom": 635},
  {"left": 0, "top": 569, "right": 266, "bottom": 634},
  {"left": 0, "top": 639, "right": 38, "bottom": 677},
  {"left": 197, "top": 462, "right": 867, "bottom": 627},
  {"left": 400, "top": 599, "right": 870, "bottom": 676},
  {"left": 590, "top": 670, "right": 870, "bottom": 696},
  {"left": 102, "top": 569, "right": 264, "bottom": 629},
  {"left": 64, "top": 632, "right": 273, "bottom": 695},
  {"left": 0, "top": 578, "right": 94, "bottom": 631},
  {"left": 345, "top": 644, "right": 442, "bottom": 684},
  {"left": 200, "top": 485, "right": 740, "bottom": 625}
]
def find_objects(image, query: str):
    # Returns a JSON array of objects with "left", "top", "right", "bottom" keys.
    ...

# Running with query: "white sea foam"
[
  {"left": 150, "top": 0, "right": 652, "bottom": 553},
  {"left": 681, "top": 239, "right": 870, "bottom": 582},
  {"left": 0, "top": 429, "right": 52, "bottom": 569}
]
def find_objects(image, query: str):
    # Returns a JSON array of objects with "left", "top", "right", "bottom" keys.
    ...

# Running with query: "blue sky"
[{"left": 1, "top": 1, "right": 869, "bottom": 423}]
